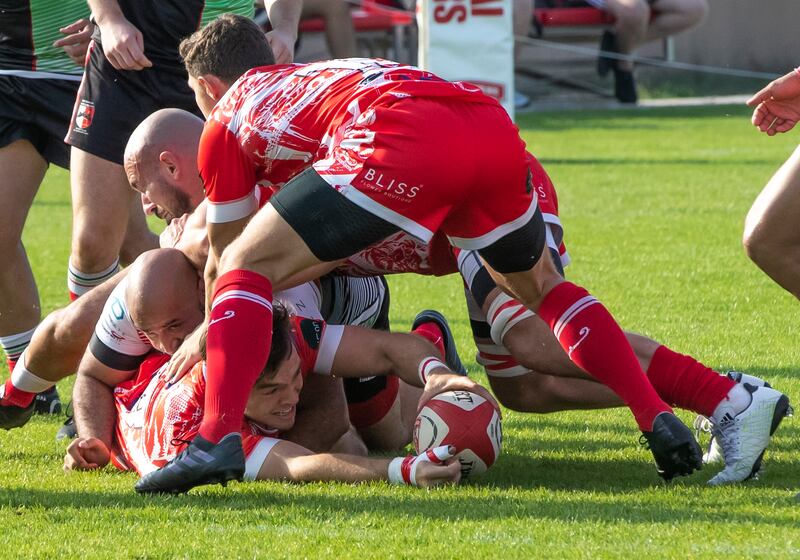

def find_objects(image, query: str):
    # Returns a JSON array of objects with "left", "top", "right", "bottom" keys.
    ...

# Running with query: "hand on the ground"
[
  {"left": 97, "top": 16, "right": 152, "bottom": 71},
  {"left": 747, "top": 70, "right": 800, "bottom": 135},
  {"left": 163, "top": 323, "right": 207, "bottom": 384},
  {"left": 418, "top": 371, "right": 501, "bottom": 416},
  {"left": 53, "top": 18, "right": 93, "bottom": 66},
  {"left": 395, "top": 445, "right": 461, "bottom": 487},
  {"left": 266, "top": 29, "right": 295, "bottom": 64},
  {"left": 63, "top": 437, "right": 110, "bottom": 471}
]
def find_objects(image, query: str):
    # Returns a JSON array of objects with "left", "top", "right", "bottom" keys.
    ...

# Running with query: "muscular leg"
[
  {"left": 23, "top": 272, "right": 125, "bottom": 383},
  {"left": 69, "top": 148, "right": 156, "bottom": 296},
  {"left": 646, "top": 0, "right": 707, "bottom": 41},
  {"left": 603, "top": 0, "right": 650, "bottom": 71},
  {"left": 120, "top": 195, "right": 158, "bottom": 266},
  {"left": 301, "top": 0, "right": 357, "bottom": 59},
  {"left": 743, "top": 144, "right": 800, "bottom": 299},
  {"left": 0, "top": 140, "right": 46, "bottom": 369}
]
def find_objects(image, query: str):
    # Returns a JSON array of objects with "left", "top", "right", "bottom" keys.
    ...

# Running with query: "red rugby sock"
[
  {"left": 411, "top": 322, "right": 446, "bottom": 357},
  {"left": 646, "top": 345, "right": 736, "bottom": 417},
  {"left": 537, "top": 282, "right": 671, "bottom": 431},
  {"left": 198, "top": 270, "right": 273, "bottom": 444},
  {"left": 0, "top": 379, "right": 35, "bottom": 408}
]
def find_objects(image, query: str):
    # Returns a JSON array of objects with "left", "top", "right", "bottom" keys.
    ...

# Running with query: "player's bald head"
[
  {"left": 124, "top": 109, "right": 205, "bottom": 222},
  {"left": 125, "top": 108, "right": 203, "bottom": 171},
  {"left": 126, "top": 248, "right": 202, "bottom": 332}
]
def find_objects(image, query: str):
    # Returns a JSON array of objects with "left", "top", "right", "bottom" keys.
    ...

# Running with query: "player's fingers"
[
  {"left": 132, "top": 34, "right": 153, "bottom": 68},
  {"left": 422, "top": 445, "right": 456, "bottom": 464},
  {"left": 746, "top": 84, "right": 774, "bottom": 107},
  {"left": 58, "top": 18, "right": 90, "bottom": 35}
]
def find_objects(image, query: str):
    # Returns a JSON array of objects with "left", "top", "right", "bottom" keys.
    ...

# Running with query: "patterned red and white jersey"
[
  {"left": 199, "top": 58, "right": 495, "bottom": 224},
  {"left": 110, "top": 315, "right": 345, "bottom": 478}
]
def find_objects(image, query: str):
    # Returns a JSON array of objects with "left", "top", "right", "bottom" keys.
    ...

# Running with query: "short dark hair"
[
  {"left": 179, "top": 14, "right": 275, "bottom": 84},
  {"left": 199, "top": 302, "right": 292, "bottom": 380},
  {"left": 261, "top": 303, "right": 293, "bottom": 380}
]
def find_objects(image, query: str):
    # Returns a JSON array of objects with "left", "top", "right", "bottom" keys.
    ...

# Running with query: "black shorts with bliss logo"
[
  {"left": 0, "top": 74, "right": 79, "bottom": 168},
  {"left": 65, "top": 40, "right": 202, "bottom": 165}
]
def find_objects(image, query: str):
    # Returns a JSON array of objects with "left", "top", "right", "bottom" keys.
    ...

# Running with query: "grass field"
[{"left": 2, "top": 105, "right": 799, "bottom": 558}]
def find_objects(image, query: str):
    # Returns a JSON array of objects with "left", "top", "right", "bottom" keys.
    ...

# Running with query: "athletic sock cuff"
[{"left": 213, "top": 269, "right": 273, "bottom": 301}]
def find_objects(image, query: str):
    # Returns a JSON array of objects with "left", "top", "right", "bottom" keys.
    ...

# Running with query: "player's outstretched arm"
[
  {"left": 329, "top": 326, "right": 500, "bottom": 412},
  {"left": 257, "top": 439, "right": 461, "bottom": 487},
  {"left": 88, "top": 0, "right": 152, "bottom": 70},
  {"left": 747, "top": 68, "right": 800, "bottom": 135}
]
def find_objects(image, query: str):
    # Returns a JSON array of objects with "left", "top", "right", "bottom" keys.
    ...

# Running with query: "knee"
[
  {"left": 742, "top": 218, "right": 775, "bottom": 269},
  {"left": 614, "top": 2, "right": 650, "bottom": 32},
  {"left": 683, "top": 0, "right": 708, "bottom": 26},
  {"left": 70, "top": 230, "right": 118, "bottom": 270}
]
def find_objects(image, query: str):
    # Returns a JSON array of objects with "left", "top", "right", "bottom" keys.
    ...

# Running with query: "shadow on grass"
[{"left": 1, "top": 470, "right": 798, "bottom": 528}]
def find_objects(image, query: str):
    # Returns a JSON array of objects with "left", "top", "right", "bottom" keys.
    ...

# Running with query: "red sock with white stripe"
[
  {"left": 537, "top": 281, "right": 671, "bottom": 431},
  {"left": 411, "top": 323, "right": 446, "bottom": 357},
  {"left": 198, "top": 269, "right": 273, "bottom": 444},
  {"left": 646, "top": 345, "right": 736, "bottom": 417},
  {"left": 0, "top": 351, "right": 53, "bottom": 408}
]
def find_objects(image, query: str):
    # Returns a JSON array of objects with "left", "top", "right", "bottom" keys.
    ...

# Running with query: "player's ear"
[
  {"left": 198, "top": 74, "right": 227, "bottom": 102},
  {"left": 158, "top": 151, "right": 178, "bottom": 176}
]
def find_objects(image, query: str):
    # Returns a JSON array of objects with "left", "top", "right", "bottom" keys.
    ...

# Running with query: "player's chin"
[{"left": 267, "top": 406, "right": 296, "bottom": 431}]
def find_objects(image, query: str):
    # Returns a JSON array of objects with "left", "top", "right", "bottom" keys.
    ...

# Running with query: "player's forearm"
[
  {"left": 263, "top": 0, "right": 302, "bottom": 40},
  {"left": 73, "top": 372, "right": 117, "bottom": 448},
  {"left": 282, "top": 453, "right": 390, "bottom": 483},
  {"left": 87, "top": 0, "right": 126, "bottom": 25},
  {"left": 332, "top": 328, "right": 442, "bottom": 388}
]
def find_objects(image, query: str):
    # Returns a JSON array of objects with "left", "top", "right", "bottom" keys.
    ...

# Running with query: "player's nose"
[{"left": 141, "top": 193, "right": 157, "bottom": 216}]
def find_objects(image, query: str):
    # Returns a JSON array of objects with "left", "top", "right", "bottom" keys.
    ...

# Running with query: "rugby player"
[
  {"left": 65, "top": 304, "right": 462, "bottom": 490},
  {"left": 127, "top": 109, "right": 790, "bottom": 486},
  {"left": 136, "top": 14, "right": 704, "bottom": 493},
  {"left": 64, "top": 1, "right": 300, "bottom": 301},
  {"left": 0, "top": 0, "right": 94, "bottom": 416}
]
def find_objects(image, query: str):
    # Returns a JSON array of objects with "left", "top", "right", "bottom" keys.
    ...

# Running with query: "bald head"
[
  {"left": 126, "top": 248, "right": 204, "bottom": 355},
  {"left": 124, "top": 109, "right": 206, "bottom": 222}
]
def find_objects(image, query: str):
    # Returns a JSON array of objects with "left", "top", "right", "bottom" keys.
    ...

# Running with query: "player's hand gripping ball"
[{"left": 414, "top": 390, "right": 502, "bottom": 478}]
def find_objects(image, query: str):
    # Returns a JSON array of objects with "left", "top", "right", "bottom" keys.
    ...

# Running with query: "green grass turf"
[{"left": 2, "top": 105, "right": 799, "bottom": 558}]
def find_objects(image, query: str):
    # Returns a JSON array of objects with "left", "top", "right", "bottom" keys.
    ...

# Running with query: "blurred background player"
[
  {"left": 63, "top": 0, "right": 301, "bottom": 302},
  {"left": 0, "top": 0, "right": 92, "bottom": 416},
  {"left": 300, "top": 0, "right": 358, "bottom": 59},
  {"left": 744, "top": 67, "right": 800, "bottom": 299},
  {"left": 591, "top": 0, "right": 707, "bottom": 103}
]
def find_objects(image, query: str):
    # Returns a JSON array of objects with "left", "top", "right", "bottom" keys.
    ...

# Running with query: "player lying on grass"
[
  {"left": 122, "top": 107, "right": 789, "bottom": 485},
  {"left": 63, "top": 301, "right": 463, "bottom": 490},
  {"left": 71, "top": 246, "right": 472, "bottom": 454}
]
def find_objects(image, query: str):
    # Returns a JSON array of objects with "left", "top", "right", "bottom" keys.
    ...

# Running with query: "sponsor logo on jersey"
[
  {"left": 299, "top": 319, "right": 323, "bottom": 350},
  {"left": 74, "top": 100, "right": 95, "bottom": 133},
  {"left": 362, "top": 168, "right": 422, "bottom": 202}
]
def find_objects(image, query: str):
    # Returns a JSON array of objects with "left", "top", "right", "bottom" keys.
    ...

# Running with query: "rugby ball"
[{"left": 413, "top": 390, "right": 502, "bottom": 478}]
